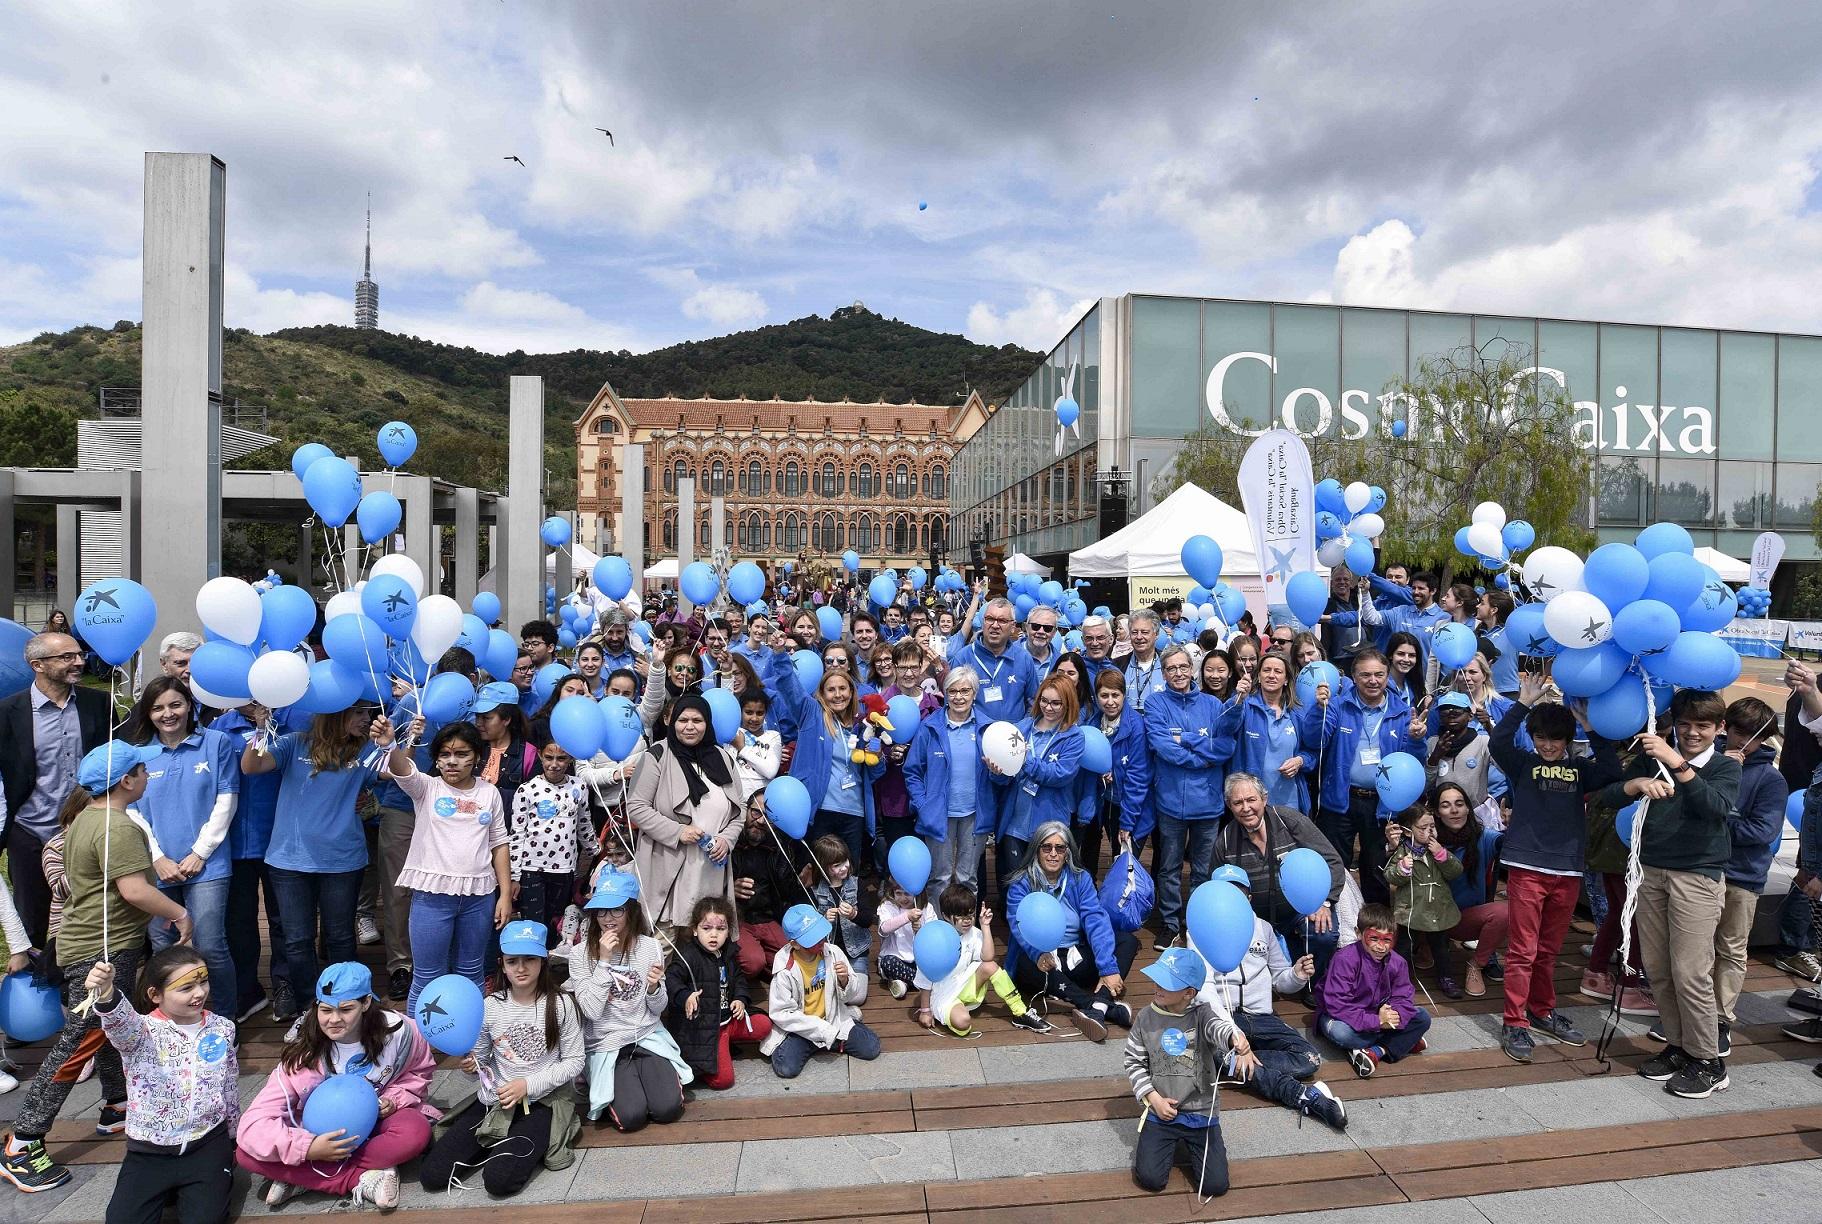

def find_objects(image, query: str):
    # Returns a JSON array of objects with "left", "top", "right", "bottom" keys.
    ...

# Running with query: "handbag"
[{"left": 1097, "top": 850, "right": 1153, "bottom": 934}]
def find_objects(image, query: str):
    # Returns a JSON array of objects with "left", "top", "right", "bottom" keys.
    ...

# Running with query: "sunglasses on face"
[{"left": 1038, "top": 842, "right": 1067, "bottom": 854}]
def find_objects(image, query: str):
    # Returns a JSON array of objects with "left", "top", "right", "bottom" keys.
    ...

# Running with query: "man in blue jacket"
[
  {"left": 1308, "top": 649, "right": 1424, "bottom": 907},
  {"left": 1144, "top": 646, "right": 1236, "bottom": 943},
  {"left": 946, "top": 598, "right": 1037, "bottom": 725}
]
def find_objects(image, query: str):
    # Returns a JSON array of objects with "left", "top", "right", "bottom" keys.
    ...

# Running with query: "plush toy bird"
[{"left": 851, "top": 693, "right": 894, "bottom": 766}]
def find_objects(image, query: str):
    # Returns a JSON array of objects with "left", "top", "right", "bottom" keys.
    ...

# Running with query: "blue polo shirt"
[
  {"left": 213, "top": 706, "right": 312, "bottom": 860},
  {"left": 263, "top": 731, "right": 384, "bottom": 874},
  {"left": 945, "top": 720, "right": 979, "bottom": 819},
  {"left": 133, "top": 728, "right": 241, "bottom": 884}
]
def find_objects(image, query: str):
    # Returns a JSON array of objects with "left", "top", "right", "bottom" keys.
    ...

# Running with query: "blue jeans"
[
  {"left": 1154, "top": 813, "right": 1219, "bottom": 936},
  {"left": 227, "top": 858, "right": 286, "bottom": 1012},
  {"left": 1235, "top": 1011, "right": 1321, "bottom": 1110},
  {"left": 407, "top": 890, "right": 496, "bottom": 1018},
  {"left": 268, "top": 867, "right": 364, "bottom": 1008},
  {"left": 151, "top": 876, "right": 234, "bottom": 1021},
  {"left": 927, "top": 817, "right": 979, "bottom": 896},
  {"left": 1270, "top": 912, "right": 1340, "bottom": 984},
  {"left": 769, "top": 1020, "right": 880, "bottom": 1078},
  {"left": 1319, "top": 1008, "right": 1432, "bottom": 1062},
  {"left": 810, "top": 809, "right": 867, "bottom": 875}
]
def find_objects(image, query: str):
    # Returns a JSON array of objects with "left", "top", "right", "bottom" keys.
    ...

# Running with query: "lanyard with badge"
[
  {"left": 1358, "top": 705, "right": 1386, "bottom": 769},
  {"left": 974, "top": 646, "right": 1009, "bottom": 707},
  {"left": 1023, "top": 728, "right": 1058, "bottom": 799},
  {"left": 1130, "top": 659, "right": 1159, "bottom": 711}
]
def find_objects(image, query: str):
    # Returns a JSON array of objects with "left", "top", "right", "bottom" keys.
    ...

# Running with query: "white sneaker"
[
  {"left": 357, "top": 915, "right": 382, "bottom": 946},
  {"left": 0, "top": 1071, "right": 17, "bottom": 1095},
  {"left": 355, "top": 1167, "right": 400, "bottom": 1210},
  {"left": 264, "top": 1177, "right": 305, "bottom": 1207},
  {"left": 76, "top": 1058, "right": 95, "bottom": 1084},
  {"left": 887, "top": 979, "right": 908, "bottom": 999}
]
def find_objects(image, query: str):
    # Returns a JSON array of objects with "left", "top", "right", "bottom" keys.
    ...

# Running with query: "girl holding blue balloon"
[
  {"left": 88, "top": 946, "right": 238, "bottom": 1221},
  {"left": 239, "top": 961, "right": 438, "bottom": 1210}
]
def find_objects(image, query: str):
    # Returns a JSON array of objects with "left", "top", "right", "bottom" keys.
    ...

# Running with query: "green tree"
[
  {"left": 1158, "top": 341, "right": 1595, "bottom": 572},
  {"left": 0, "top": 389, "right": 80, "bottom": 466}
]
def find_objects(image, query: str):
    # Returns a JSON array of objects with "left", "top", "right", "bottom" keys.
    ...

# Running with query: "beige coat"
[{"left": 625, "top": 743, "right": 745, "bottom": 928}]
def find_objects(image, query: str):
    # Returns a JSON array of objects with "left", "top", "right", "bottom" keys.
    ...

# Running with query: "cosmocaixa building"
[{"left": 950, "top": 294, "right": 1815, "bottom": 587}]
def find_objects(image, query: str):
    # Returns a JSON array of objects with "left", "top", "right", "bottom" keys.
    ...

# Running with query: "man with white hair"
[
  {"left": 158, "top": 631, "right": 202, "bottom": 687},
  {"left": 1078, "top": 615, "right": 1119, "bottom": 684},
  {"left": 946, "top": 597, "right": 1037, "bottom": 724},
  {"left": 1122, "top": 610, "right": 1169, "bottom": 715}
]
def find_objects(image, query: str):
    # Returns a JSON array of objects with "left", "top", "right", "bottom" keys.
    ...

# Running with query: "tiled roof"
[{"left": 620, "top": 395, "right": 955, "bottom": 434}]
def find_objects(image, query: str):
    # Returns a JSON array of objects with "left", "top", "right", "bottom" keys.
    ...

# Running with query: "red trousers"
[
  {"left": 1448, "top": 901, "right": 1511, "bottom": 967},
  {"left": 736, "top": 921, "right": 789, "bottom": 979},
  {"left": 701, "top": 1013, "right": 774, "bottom": 1090},
  {"left": 1501, "top": 867, "right": 1581, "bottom": 1028}
]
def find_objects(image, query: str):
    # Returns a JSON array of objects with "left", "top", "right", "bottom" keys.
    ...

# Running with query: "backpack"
[{"left": 1097, "top": 850, "right": 1154, "bottom": 934}]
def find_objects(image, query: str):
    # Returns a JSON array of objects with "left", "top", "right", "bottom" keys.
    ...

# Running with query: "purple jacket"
[{"left": 1312, "top": 941, "right": 1418, "bottom": 1033}]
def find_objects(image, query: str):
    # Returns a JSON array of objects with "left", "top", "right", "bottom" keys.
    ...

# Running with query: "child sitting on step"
[
  {"left": 914, "top": 884, "right": 1052, "bottom": 1039},
  {"left": 1312, "top": 903, "right": 1432, "bottom": 1078},
  {"left": 763, "top": 903, "right": 881, "bottom": 1078}
]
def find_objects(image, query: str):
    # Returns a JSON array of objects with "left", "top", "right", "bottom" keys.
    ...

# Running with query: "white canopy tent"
[
  {"left": 1068, "top": 482, "right": 1275, "bottom": 622},
  {"left": 546, "top": 539, "right": 599, "bottom": 575},
  {"left": 643, "top": 557, "right": 679, "bottom": 581},
  {"left": 1692, "top": 546, "right": 1749, "bottom": 583},
  {"left": 1005, "top": 552, "right": 1051, "bottom": 576}
]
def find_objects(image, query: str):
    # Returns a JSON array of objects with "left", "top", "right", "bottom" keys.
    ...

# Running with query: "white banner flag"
[
  {"left": 1237, "top": 428, "right": 1317, "bottom": 613},
  {"left": 1750, "top": 531, "right": 1786, "bottom": 589}
]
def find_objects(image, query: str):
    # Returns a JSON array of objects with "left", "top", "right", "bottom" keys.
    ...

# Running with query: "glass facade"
[{"left": 952, "top": 295, "right": 1810, "bottom": 564}]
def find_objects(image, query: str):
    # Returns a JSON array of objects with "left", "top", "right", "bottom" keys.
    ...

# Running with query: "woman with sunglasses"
[
  {"left": 1004, "top": 822, "right": 1136, "bottom": 1042},
  {"left": 638, "top": 646, "right": 703, "bottom": 734}
]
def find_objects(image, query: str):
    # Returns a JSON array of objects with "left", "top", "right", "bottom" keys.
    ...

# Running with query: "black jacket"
[
  {"left": 663, "top": 938, "right": 750, "bottom": 1077},
  {"left": 730, "top": 831, "right": 811, "bottom": 926},
  {"left": 1782, "top": 692, "right": 1819, "bottom": 797},
  {"left": 0, "top": 684, "right": 114, "bottom": 826}
]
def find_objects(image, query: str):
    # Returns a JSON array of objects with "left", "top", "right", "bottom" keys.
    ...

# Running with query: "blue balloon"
[
  {"left": 792, "top": 648, "right": 824, "bottom": 692},
  {"left": 1504, "top": 602, "right": 1559, "bottom": 658},
  {"left": 1285, "top": 571, "right": 1328, "bottom": 628},
  {"left": 290, "top": 441, "right": 333, "bottom": 481},
  {"left": 593, "top": 556, "right": 633, "bottom": 601},
  {"left": 414, "top": 974, "right": 484, "bottom": 1055},
  {"left": 455, "top": 614, "right": 489, "bottom": 655},
  {"left": 1065, "top": 600, "right": 1088, "bottom": 627},
  {"left": 1789, "top": 790, "right": 1806, "bottom": 832},
  {"left": 1367, "top": 486, "right": 1388, "bottom": 513},
  {"left": 1640, "top": 552, "right": 1704, "bottom": 612},
  {"left": 1014, "top": 593, "right": 1037, "bottom": 621},
  {"left": 727, "top": 562, "right": 766, "bottom": 606},
  {"left": 885, "top": 695, "right": 921, "bottom": 739},
  {"left": 1316, "top": 511, "right": 1342, "bottom": 540},
  {"left": 559, "top": 604, "right": 579, "bottom": 624},
  {"left": 764, "top": 776, "right": 813, "bottom": 840},
  {"left": 1315, "top": 478, "right": 1346, "bottom": 515},
  {"left": 907, "top": 566, "right": 927, "bottom": 591},
  {"left": 681, "top": 561, "right": 719, "bottom": 606},
  {"left": 1636, "top": 522, "right": 1695, "bottom": 560},
  {"left": 1186, "top": 880, "right": 1253, "bottom": 973},
  {"left": 1374, "top": 752, "right": 1425, "bottom": 811},
  {"left": 1037, "top": 580, "right": 1065, "bottom": 607},
  {"left": 301, "top": 456, "right": 362, "bottom": 528},
  {"left": 1587, "top": 673, "right": 1651, "bottom": 739},
  {"left": 1454, "top": 526, "right": 1476, "bottom": 557},
  {"left": 868, "top": 574, "right": 897, "bottom": 608},
  {"left": 297, "top": 659, "right": 365, "bottom": 714},
  {"left": 817, "top": 606, "right": 844, "bottom": 642},
  {"left": 1611, "top": 599, "right": 1680, "bottom": 658},
  {"left": 1644, "top": 630, "right": 1741, "bottom": 691},
  {"left": 189, "top": 641, "right": 255, "bottom": 700},
  {"left": 557, "top": 627, "right": 578, "bottom": 649},
  {"left": 586, "top": 695, "right": 635, "bottom": 761},
  {"left": 1582, "top": 543, "right": 1650, "bottom": 613},
  {"left": 74, "top": 578, "right": 157, "bottom": 665},
  {"left": 887, "top": 836, "right": 931, "bottom": 897},
  {"left": 482, "top": 628, "right": 517, "bottom": 682},
  {"left": 703, "top": 687, "right": 741, "bottom": 744},
  {"left": 1614, "top": 801, "right": 1642, "bottom": 848},
  {"left": 1015, "top": 891, "right": 1066, "bottom": 954},
  {"left": 420, "top": 672, "right": 476, "bottom": 725},
  {"left": 1079, "top": 726, "right": 1112, "bottom": 773},
  {"left": 1343, "top": 535, "right": 1376, "bottom": 577},
  {"left": 842, "top": 550, "right": 860, "bottom": 574},
  {"left": 539, "top": 516, "right": 572, "bottom": 548},
  {"left": 389, "top": 638, "right": 432, "bottom": 685},
  {"left": 1681, "top": 572, "right": 1738, "bottom": 633},
  {"left": 355, "top": 491, "right": 401, "bottom": 545},
  {"left": 1502, "top": 520, "right": 1536, "bottom": 553},
  {"left": 530, "top": 662, "right": 568, "bottom": 710},
  {"left": 1551, "top": 642, "right": 1631, "bottom": 697},
  {"left": 549, "top": 694, "right": 605, "bottom": 759},
  {"left": 1181, "top": 535, "right": 1224, "bottom": 587},
  {"left": 913, "top": 920, "right": 961, "bottom": 980},
  {"left": 257, "top": 588, "right": 315, "bottom": 655},
  {"left": 377, "top": 421, "right": 416, "bottom": 468},
  {"left": 631, "top": 621, "right": 652, "bottom": 643},
  {"left": 0, "top": 618, "right": 35, "bottom": 699},
  {"left": 1296, "top": 660, "right": 1341, "bottom": 707},
  {"left": 1215, "top": 586, "right": 1246, "bottom": 625},
  {"left": 361, "top": 574, "right": 418, "bottom": 639},
  {"left": 301, "top": 1072, "right": 380, "bottom": 1146},
  {"left": 0, "top": 972, "right": 65, "bottom": 1042},
  {"left": 1277, "top": 846, "right": 1332, "bottom": 917},
  {"left": 1391, "top": 419, "right": 1407, "bottom": 439},
  {"left": 1432, "top": 622, "right": 1477, "bottom": 671},
  {"left": 472, "top": 591, "right": 502, "bottom": 626}
]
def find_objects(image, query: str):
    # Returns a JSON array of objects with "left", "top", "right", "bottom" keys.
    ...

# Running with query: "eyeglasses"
[
  {"left": 1271, "top": 636, "right": 1293, "bottom": 646},
  {"left": 1163, "top": 663, "right": 1193, "bottom": 674},
  {"left": 34, "top": 651, "right": 84, "bottom": 664},
  {"left": 983, "top": 614, "right": 1014, "bottom": 624},
  {"left": 1028, "top": 623, "right": 1056, "bottom": 633},
  {"left": 1038, "top": 842, "right": 1067, "bottom": 854}
]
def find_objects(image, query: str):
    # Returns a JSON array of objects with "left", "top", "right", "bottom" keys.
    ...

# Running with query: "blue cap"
[
  {"left": 1436, "top": 691, "right": 1472, "bottom": 711},
  {"left": 782, "top": 903, "right": 832, "bottom": 948},
  {"left": 584, "top": 869, "right": 640, "bottom": 910},
  {"left": 473, "top": 681, "right": 520, "bottom": 714},
  {"left": 1211, "top": 864, "right": 1251, "bottom": 890},
  {"left": 76, "top": 741, "right": 162, "bottom": 795},
  {"left": 1141, "top": 946, "right": 1208, "bottom": 993},
  {"left": 499, "top": 920, "right": 549, "bottom": 956},
  {"left": 315, "top": 962, "right": 372, "bottom": 1006}
]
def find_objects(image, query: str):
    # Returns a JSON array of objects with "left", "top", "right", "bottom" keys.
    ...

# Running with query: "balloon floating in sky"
[{"left": 918, "top": 200, "right": 927, "bottom": 211}]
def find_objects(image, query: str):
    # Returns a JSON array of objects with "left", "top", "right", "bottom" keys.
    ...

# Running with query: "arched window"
[
  {"left": 892, "top": 461, "right": 911, "bottom": 499},
  {"left": 930, "top": 514, "right": 947, "bottom": 551},
  {"left": 891, "top": 514, "right": 912, "bottom": 555},
  {"left": 856, "top": 513, "right": 875, "bottom": 554},
  {"left": 746, "top": 459, "right": 763, "bottom": 496},
  {"left": 671, "top": 460, "right": 688, "bottom": 493},
  {"left": 781, "top": 460, "right": 800, "bottom": 498},
  {"left": 780, "top": 512, "right": 805, "bottom": 550},
  {"left": 710, "top": 460, "right": 727, "bottom": 496},
  {"left": 820, "top": 461, "right": 839, "bottom": 498},
  {"left": 928, "top": 463, "right": 946, "bottom": 500},
  {"left": 662, "top": 514, "right": 676, "bottom": 550},
  {"left": 593, "top": 418, "right": 619, "bottom": 435},
  {"left": 857, "top": 463, "right": 875, "bottom": 499},
  {"left": 813, "top": 512, "right": 836, "bottom": 552}
]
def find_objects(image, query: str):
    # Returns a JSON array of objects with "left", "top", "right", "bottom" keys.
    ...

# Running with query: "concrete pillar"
[
  {"left": 505, "top": 375, "right": 545, "bottom": 629},
  {"left": 296, "top": 524, "right": 313, "bottom": 587},
  {"left": 401, "top": 474, "right": 435, "bottom": 595},
  {"left": 621, "top": 442, "right": 645, "bottom": 591},
  {"left": 677, "top": 477, "right": 696, "bottom": 613},
  {"left": 116, "top": 470, "right": 142, "bottom": 584},
  {"left": 140, "top": 152, "right": 225, "bottom": 650},
  {"left": 454, "top": 486, "right": 479, "bottom": 606},
  {"left": 711, "top": 494, "right": 727, "bottom": 565},
  {"left": 0, "top": 470, "right": 14, "bottom": 618},
  {"left": 553, "top": 512, "right": 574, "bottom": 605},
  {"left": 56, "top": 505, "right": 80, "bottom": 613}
]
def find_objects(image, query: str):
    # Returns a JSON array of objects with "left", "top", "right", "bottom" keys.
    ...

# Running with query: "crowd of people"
[{"left": 0, "top": 558, "right": 1812, "bottom": 1215}]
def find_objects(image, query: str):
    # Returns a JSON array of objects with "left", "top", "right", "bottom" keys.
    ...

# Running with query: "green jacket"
[
  {"left": 1386, "top": 840, "right": 1464, "bottom": 932},
  {"left": 1596, "top": 750, "right": 1741, "bottom": 881}
]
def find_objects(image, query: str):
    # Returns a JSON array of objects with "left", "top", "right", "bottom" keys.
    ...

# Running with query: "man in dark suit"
[{"left": 0, "top": 632, "right": 112, "bottom": 947}]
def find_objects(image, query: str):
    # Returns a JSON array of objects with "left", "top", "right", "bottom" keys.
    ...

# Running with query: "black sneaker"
[
  {"left": 1665, "top": 1056, "right": 1730, "bottom": 1099},
  {"left": 1008, "top": 1010, "right": 1054, "bottom": 1034},
  {"left": 0, "top": 1139, "right": 71, "bottom": 1193},
  {"left": 1501, "top": 1025, "right": 1535, "bottom": 1064},
  {"left": 270, "top": 977, "right": 301, "bottom": 1023},
  {"left": 1298, "top": 1081, "right": 1348, "bottom": 1131},
  {"left": 1783, "top": 1017, "right": 1822, "bottom": 1043},
  {"left": 389, "top": 968, "right": 411, "bottom": 1002},
  {"left": 235, "top": 991, "right": 270, "bottom": 1024},
  {"left": 1645, "top": 1020, "right": 1667, "bottom": 1043},
  {"left": 1101, "top": 1001, "right": 1133, "bottom": 1028},
  {"left": 1717, "top": 1021, "right": 1731, "bottom": 1058},
  {"left": 96, "top": 1103, "right": 128, "bottom": 1135},
  {"left": 1066, "top": 1003, "right": 1107, "bottom": 1043},
  {"left": 1639, "top": 1045, "right": 1688, "bottom": 1081},
  {"left": 1527, "top": 1009, "right": 1586, "bottom": 1047},
  {"left": 1484, "top": 955, "right": 1504, "bottom": 983}
]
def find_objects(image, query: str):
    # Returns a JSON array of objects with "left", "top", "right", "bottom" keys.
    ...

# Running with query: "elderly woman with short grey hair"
[{"left": 903, "top": 665, "right": 1000, "bottom": 896}]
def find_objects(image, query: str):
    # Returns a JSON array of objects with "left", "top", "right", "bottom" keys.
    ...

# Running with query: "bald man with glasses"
[{"left": 946, "top": 598, "right": 1037, "bottom": 724}]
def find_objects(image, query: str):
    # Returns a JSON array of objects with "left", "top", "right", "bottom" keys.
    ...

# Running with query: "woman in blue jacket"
[
  {"left": 787, "top": 666, "right": 885, "bottom": 871},
  {"left": 1232, "top": 653, "right": 1317, "bottom": 814},
  {"left": 902, "top": 665, "right": 1000, "bottom": 897},
  {"left": 987, "top": 674, "right": 1085, "bottom": 896},
  {"left": 1077, "top": 669, "right": 1151, "bottom": 877},
  {"left": 1143, "top": 645, "right": 1236, "bottom": 943},
  {"left": 1005, "top": 821, "right": 1136, "bottom": 1041}
]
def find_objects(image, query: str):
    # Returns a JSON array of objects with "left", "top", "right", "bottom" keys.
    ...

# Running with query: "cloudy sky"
[{"left": 5, "top": 2, "right": 1822, "bottom": 355}]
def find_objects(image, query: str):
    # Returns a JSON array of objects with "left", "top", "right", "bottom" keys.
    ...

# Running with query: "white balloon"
[
  {"left": 247, "top": 650, "right": 311, "bottom": 709},
  {"left": 1472, "top": 501, "right": 1507, "bottom": 529},
  {"left": 1350, "top": 512, "right": 1386, "bottom": 541},
  {"left": 325, "top": 590, "right": 362, "bottom": 622},
  {"left": 1316, "top": 537, "right": 1349, "bottom": 567},
  {"left": 981, "top": 720, "right": 1029, "bottom": 775},
  {"left": 1198, "top": 602, "right": 1219, "bottom": 622},
  {"left": 370, "top": 553, "right": 425, "bottom": 596},
  {"left": 1543, "top": 589, "right": 1613, "bottom": 649},
  {"left": 195, "top": 577, "right": 263, "bottom": 646},
  {"left": 1467, "top": 520, "right": 1506, "bottom": 560},
  {"left": 189, "top": 676, "right": 246, "bottom": 711},
  {"left": 1522, "top": 546, "right": 1586, "bottom": 602},
  {"left": 1343, "top": 481, "right": 1372, "bottom": 515},
  {"left": 412, "top": 594, "right": 465, "bottom": 662}
]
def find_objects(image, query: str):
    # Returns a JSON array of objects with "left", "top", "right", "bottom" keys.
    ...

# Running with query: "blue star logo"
[{"left": 1267, "top": 546, "right": 1297, "bottom": 584}]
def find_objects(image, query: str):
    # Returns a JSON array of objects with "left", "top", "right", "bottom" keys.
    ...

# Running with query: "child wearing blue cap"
[
  {"left": 420, "top": 922, "right": 585, "bottom": 1199},
  {"left": 1122, "top": 946, "right": 1250, "bottom": 1199},
  {"left": 762, "top": 902, "right": 881, "bottom": 1077}
]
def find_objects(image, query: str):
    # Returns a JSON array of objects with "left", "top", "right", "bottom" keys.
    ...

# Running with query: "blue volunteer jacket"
[
  {"left": 1005, "top": 865, "right": 1118, "bottom": 977},
  {"left": 1143, "top": 686, "right": 1236, "bottom": 822},
  {"left": 902, "top": 708, "right": 1003, "bottom": 841},
  {"left": 786, "top": 695, "right": 886, "bottom": 835},
  {"left": 992, "top": 719, "right": 1085, "bottom": 844},
  {"left": 1077, "top": 706, "right": 1154, "bottom": 839},
  {"left": 1727, "top": 744, "right": 1789, "bottom": 891},
  {"left": 1231, "top": 694, "right": 1318, "bottom": 811},
  {"left": 1309, "top": 687, "right": 1425, "bottom": 815}
]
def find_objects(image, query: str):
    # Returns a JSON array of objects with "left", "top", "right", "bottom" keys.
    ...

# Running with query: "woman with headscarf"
[{"left": 625, "top": 694, "right": 746, "bottom": 942}]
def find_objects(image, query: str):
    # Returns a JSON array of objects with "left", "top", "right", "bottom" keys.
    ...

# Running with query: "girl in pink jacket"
[{"left": 236, "top": 962, "right": 438, "bottom": 1211}]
